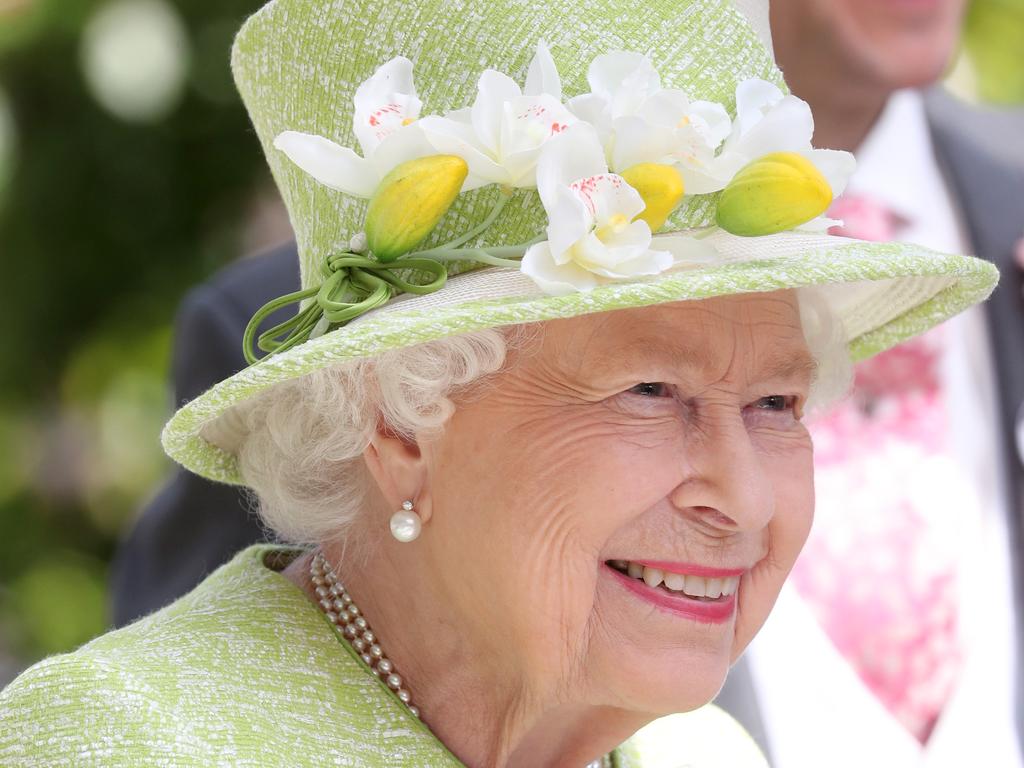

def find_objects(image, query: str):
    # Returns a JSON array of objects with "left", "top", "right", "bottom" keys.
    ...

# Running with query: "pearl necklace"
[
  {"left": 310, "top": 551, "right": 420, "bottom": 718},
  {"left": 311, "top": 551, "right": 609, "bottom": 768}
]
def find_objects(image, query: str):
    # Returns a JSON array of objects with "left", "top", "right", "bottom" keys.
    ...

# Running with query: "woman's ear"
[{"left": 362, "top": 419, "right": 433, "bottom": 525}]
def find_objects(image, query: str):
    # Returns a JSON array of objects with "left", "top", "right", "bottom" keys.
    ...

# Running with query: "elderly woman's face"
[{"left": 422, "top": 290, "right": 815, "bottom": 713}]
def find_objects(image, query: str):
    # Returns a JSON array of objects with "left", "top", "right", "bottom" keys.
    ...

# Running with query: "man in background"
[
  {"left": 715, "top": 1, "right": 1024, "bottom": 764},
  {"left": 113, "top": 1, "right": 1024, "bottom": 763}
]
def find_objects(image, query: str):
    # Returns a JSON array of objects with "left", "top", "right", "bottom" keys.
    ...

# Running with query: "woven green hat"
[{"left": 161, "top": 0, "right": 998, "bottom": 484}]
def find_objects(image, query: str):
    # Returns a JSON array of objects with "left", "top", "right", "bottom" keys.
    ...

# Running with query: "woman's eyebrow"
[{"left": 754, "top": 351, "right": 820, "bottom": 385}]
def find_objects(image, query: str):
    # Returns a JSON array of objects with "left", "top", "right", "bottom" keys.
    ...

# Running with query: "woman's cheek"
[{"left": 766, "top": 440, "right": 816, "bottom": 568}]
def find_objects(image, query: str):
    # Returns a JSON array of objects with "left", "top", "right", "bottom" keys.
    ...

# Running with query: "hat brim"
[{"left": 162, "top": 230, "right": 998, "bottom": 485}]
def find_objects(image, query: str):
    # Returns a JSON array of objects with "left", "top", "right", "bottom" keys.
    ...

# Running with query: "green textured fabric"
[
  {"left": 159, "top": 0, "right": 999, "bottom": 483},
  {"left": 233, "top": 0, "right": 780, "bottom": 280},
  {"left": 0, "top": 545, "right": 768, "bottom": 767}
]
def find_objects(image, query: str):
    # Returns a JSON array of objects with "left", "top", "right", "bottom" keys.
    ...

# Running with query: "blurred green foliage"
[
  {"left": 964, "top": 0, "right": 1024, "bottom": 103},
  {"left": 0, "top": 0, "right": 1020, "bottom": 682},
  {"left": 0, "top": 0, "right": 271, "bottom": 677}
]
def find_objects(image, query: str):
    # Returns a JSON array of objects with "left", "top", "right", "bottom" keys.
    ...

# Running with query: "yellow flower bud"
[
  {"left": 715, "top": 152, "right": 833, "bottom": 237},
  {"left": 365, "top": 155, "right": 469, "bottom": 262},
  {"left": 620, "top": 163, "right": 686, "bottom": 232}
]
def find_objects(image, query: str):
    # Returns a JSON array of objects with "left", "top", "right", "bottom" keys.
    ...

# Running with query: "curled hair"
[{"left": 237, "top": 329, "right": 512, "bottom": 546}]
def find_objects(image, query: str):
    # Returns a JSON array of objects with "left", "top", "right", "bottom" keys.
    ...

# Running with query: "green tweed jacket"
[{"left": 0, "top": 546, "right": 767, "bottom": 767}]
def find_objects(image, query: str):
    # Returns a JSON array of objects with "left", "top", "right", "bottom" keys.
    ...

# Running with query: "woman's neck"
[{"left": 286, "top": 544, "right": 654, "bottom": 767}]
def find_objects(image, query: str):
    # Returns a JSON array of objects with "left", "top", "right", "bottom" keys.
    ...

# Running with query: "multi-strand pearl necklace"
[
  {"left": 311, "top": 551, "right": 608, "bottom": 768},
  {"left": 310, "top": 551, "right": 419, "bottom": 718}
]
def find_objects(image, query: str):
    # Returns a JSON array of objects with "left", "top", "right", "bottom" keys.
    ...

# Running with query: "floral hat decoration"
[{"left": 162, "top": 0, "right": 998, "bottom": 484}]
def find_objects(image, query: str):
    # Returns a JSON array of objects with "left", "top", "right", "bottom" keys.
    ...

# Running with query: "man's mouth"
[{"left": 606, "top": 560, "right": 740, "bottom": 602}]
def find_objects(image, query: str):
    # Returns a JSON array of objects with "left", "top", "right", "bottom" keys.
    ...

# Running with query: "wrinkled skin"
[{"left": 295, "top": 290, "right": 819, "bottom": 767}]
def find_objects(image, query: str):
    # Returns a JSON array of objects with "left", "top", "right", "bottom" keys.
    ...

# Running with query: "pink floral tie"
[{"left": 790, "top": 196, "right": 963, "bottom": 743}]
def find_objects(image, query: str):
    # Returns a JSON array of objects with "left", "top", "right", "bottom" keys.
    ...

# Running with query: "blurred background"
[{"left": 0, "top": 0, "right": 1020, "bottom": 686}]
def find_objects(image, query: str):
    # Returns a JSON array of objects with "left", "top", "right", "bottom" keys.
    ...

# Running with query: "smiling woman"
[
  {"left": 234, "top": 289, "right": 830, "bottom": 739},
  {"left": 0, "top": 0, "right": 998, "bottom": 765}
]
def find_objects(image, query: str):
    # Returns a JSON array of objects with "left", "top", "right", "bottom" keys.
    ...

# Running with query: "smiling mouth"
[{"left": 606, "top": 560, "right": 740, "bottom": 602}]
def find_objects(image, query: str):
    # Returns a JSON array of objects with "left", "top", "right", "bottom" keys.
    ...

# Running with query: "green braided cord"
[
  {"left": 242, "top": 191, "right": 545, "bottom": 365},
  {"left": 242, "top": 254, "right": 449, "bottom": 365}
]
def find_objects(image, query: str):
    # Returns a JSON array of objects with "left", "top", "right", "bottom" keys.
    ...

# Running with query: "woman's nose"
[{"left": 668, "top": 411, "right": 775, "bottom": 533}]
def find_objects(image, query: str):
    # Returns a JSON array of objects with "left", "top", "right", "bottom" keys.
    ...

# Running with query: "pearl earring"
[{"left": 389, "top": 500, "right": 421, "bottom": 543}]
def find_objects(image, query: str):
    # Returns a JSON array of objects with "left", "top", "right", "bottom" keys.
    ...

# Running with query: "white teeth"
[
  {"left": 706, "top": 578, "right": 723, "bottom": 599},
  {"left": 613, "top": 560, "right": 742, "bottom": 600},
  {"left": 641, "top": 567, "right": 664, "bottom": 587},
  {"left": 663, "top": 572, "right": 686, "bottom": 591},
  {"left": 683, "top": 575, "right": 707, "bottom": 597}
]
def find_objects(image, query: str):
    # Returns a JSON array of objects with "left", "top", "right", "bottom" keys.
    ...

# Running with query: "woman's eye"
[
  {"left": 755, "top": 395, "right": 794, "bottom": 412},
  {"left": 628, "top": 382, "right": 671, "bottom": 398}
]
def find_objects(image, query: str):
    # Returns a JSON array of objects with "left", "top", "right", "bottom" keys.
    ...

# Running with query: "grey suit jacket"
[{"left": 714, "top": 88, "right": 1024, "bottom": 761}]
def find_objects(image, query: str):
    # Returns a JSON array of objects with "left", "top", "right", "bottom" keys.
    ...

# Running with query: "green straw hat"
[{"left": 161, "top": 0, "right": 998, "bottom": 484}]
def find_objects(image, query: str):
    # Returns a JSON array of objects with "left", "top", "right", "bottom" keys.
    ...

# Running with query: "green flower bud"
[
  {"left": 365, "top": 155, "right": 469, "bottom": 262},
  {"left": 716, "top": 152, "right": 832, "bottom": 237}
]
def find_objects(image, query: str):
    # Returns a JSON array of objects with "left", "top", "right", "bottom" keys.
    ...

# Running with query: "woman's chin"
[{"left": 614, "top": 663, "right": 730, "bottom": 717}]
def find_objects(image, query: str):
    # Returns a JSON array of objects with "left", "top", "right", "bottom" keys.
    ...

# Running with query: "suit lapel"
[{"left": 925, "top": 85, "right": 1024, "bottom": 752}]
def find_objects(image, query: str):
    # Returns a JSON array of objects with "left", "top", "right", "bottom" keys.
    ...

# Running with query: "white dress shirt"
[{"left": 744, "top": 89, "right": 1022, "bottom": 768}]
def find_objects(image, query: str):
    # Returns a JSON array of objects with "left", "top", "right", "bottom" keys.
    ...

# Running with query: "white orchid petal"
[
  {"left": 588, "top": 247, "right": 674, "bottom": 279},
  {"left": 676, "top": 163, "right": 731, "bottom": 194},
  {"left": 574, "top": 230, "right": 621, "bottom": 270},
  {"left": 273, "top": 131, "right": 377, "bottom": 198},
  {"left": 499, "top": 94, "right": 576, "bottom": 183},
  {"left": 369, "top": 124, "right": 435, "bottom": 179},
  {"left": 584, "top": 174, "right": 646, "bottom": 225},
  {"left": 688, "top": 100, "right": 733, "bottom": 148},
  {"left": 733, "top": 78, "right": 785, "bottom": 138},
  {"left": 728, "top": 95, "right": 815, "bottom": 159},
  {"left": 609, "top": 116, "right": 675, "bottom": 172},
  {"left": 588, "top": 52, "right": 661, "bottom": 117},
  {"left": 522, "top": 241, "right": 599, "bottom": 295},
  {"left": 567, "top": 92, "right": 613, "bottom": 142},
  {"left": 635, "top": 89, "right": 692, "bottom": 128},
  {"left": 536, "top": 124, "right": 609, "bottom": 210},
  {"left": 546, "top": 187, "right": 593, "bottom": 264},
  {"left": 420, "top": 115, "right": 509, "bottom": 185},
  {"left": 799, "top": 148, "right": 857, "bottom": 197},
  {"left": 651, "top": 234, "right": 720, "bottom": 265},
  {"left": 796, "top": 215, "right": 844, "bottom": 233},
  {"left": 471, "top": 70, "right": 522, "bottom": 154},
  {"left": 577, "top": 220, "right": 652, "bottom": 270},
  {"left": 353, "top": 57, "right": 422, "bottom": 156},
  {"left": 587, "top": 52, "right": 647, "bottom": 100},
  {"left": 601, "top": 218, "right": 653, "bottom": 252},
  {"left": 525, "top": 40, "right": 562, "bottom": 100},
  {"left": 700, "top": 149, "right": 749, "bottom": 191}
]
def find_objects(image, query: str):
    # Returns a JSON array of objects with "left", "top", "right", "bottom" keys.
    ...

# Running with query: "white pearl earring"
[{"left": 389, "top": 500, "right": 421, "bottom": 543}]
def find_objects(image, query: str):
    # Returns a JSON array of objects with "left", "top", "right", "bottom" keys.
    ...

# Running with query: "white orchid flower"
[
  {"left": 567, "top": 52, "right": 733, "bottom": 194},
  {"left": 273, "top": 57, "right": 434, "bottom": 198},
  {"left": 712, "top": 79, "right": 856, "bottom": 223},
  {"left": 521, "top": 124, "right": 715, "bottom": 295},
  {"left": 419, "top": 41, "right": 576, "bottom": 189}
]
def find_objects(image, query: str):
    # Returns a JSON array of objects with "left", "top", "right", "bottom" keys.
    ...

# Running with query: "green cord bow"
[{"left": 242, "top": 254, "right": 447, "bottom": 365}]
